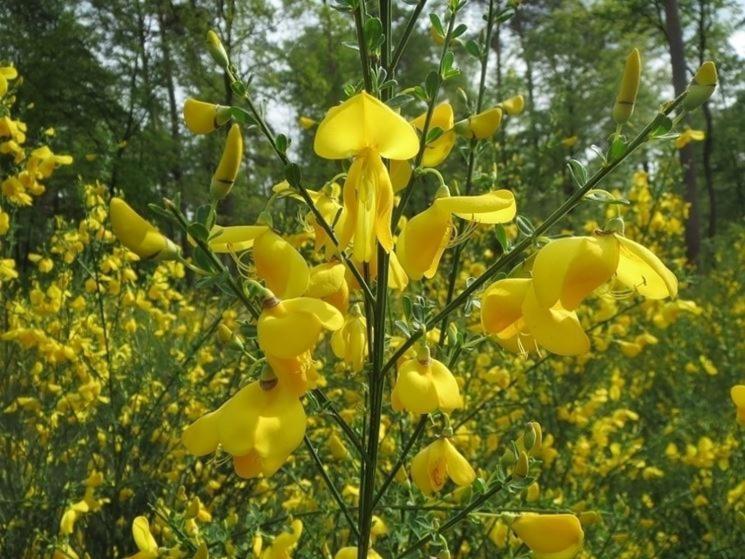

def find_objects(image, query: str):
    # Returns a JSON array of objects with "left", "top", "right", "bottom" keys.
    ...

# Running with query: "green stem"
[
  {"left": 382, "top": 91, "right": 688, "bottom": 378},
  {"left": 397, "top": 476, "right": 514, "bottom": 558},
  {"left": 354, "top": 1, "right": 374, "bottom": 92},
  {"left": 312, "top": 388, "right": 365, "bottom": 457},
  {"left": 167, "top": 200, "right": 260, "bottom": 320},
  {"left": 388, "top": 0, "right": 428, "bottom": 74},
  {"left": 304, "top": 435, "right": 361, "bottom": 539},
  {"left": 371, "top": 414, "right": 428, "bottom": 508}
]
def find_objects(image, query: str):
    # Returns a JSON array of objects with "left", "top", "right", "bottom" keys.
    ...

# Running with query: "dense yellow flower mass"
[{"left": 1, "top": 32, "right": 738, "bottom": 559}]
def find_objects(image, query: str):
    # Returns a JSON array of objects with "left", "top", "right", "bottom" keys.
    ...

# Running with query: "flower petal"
[
  {"left": 522, "top": 286, "right": 590, "bottom": 356},
  {"left": 435, "top": 190, "right": 517, "bottom": 224},
  {"left": 443, "top": 439, "right": 476, "bottom": 486},
  {"left": 209, "top": 225, "right": 270, "bottom": 253},
  {"left": 481, "top": 278, "right": 532, "bottom": 337},
  {"left": 254, "top": 230, "right": 309, "bottom": 299},
  {"left": 615, "top": 235, "right": 678, "bottom": 299},
  {"left": 396, "top": 204, "right": 451, "bottom": 280},
  {"left": 182, "top": 411, "right": 220, "bottom": 456},
  {"left": 314, "top": 92, "right": 419, "bottom": 160},
  {"left": 532, "top": 235, "right": 619, "bottom": 310}
]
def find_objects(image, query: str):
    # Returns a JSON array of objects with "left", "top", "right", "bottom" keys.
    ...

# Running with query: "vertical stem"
[{"left": 354, "top": 1, "right": 374, "bottom": 92}]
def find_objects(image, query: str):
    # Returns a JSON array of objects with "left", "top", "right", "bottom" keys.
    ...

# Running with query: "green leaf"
[
  {"left": 492, "top": 224, "right": 508, "bottom": 251},
  {"left": 584, "top": 189, "right": 631, "bottom": 206},
  {"left": 364, "top": 17, "right": 384, "bottom": 51},
  {"left": 452, "top": 23, "right": 468, "bottom": 38},
  {"left": 465, "top": 39, "right": 481, "bottom": 58},
  {"left": 425, "top": 126, "right": 444, "bottom": 143},
  {"left": 429, "top": 13, "right": 444, "bottom": 37},
  {"left": 275, "top": 133, "right": 289, "bottom": 154},
  {"left": 188, "top": 223, "right": 209, "bottom": 243},
  {"left": 567, "top": 159, "right": 588, "bottom": 187},
  {"left": 650, "top": 115, "right": 673, "bottom": 137},
  {"left": 193, "top": 246, "right": 216, "bottom": 272},
  {"left": 608, "top": 135, "right": 627, "bottom": 161},
  {"left": 516, "top": 215, "right": 535, "bottom": 236},
  {"left": 424, "top": 71, "right": 440, "bottom": 100}
]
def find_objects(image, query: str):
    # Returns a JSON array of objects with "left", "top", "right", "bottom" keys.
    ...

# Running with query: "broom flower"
[{"left": 314, "top": 92, "right": 419, "bottom": 262}]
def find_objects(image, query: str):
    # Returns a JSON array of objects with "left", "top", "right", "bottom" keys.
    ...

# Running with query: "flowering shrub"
[{"left": 1, "top": 3, "right": 742, "bottom": 559}]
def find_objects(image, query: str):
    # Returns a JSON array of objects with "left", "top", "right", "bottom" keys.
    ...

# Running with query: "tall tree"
[{"left": 663, "top": 0, "right": 701, "bottom": 263}]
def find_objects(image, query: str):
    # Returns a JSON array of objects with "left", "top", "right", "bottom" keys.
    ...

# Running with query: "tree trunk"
[
  {"left": 697, "top": 0, "right": 716, "bottom": 238},
  {"left": 663, "top": 0, "right": 701, "bottom": 264}
]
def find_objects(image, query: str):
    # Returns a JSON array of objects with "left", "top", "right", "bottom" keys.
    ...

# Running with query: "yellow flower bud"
[
  {"left": 298, "top": 116, "right": 316, "bottom": 130},
  {"left": 513, "top": 450, "right": 529, "bottom": 478},
  {"left": 206, "top": 29, "right": 230, "bottom": 69},
  {"left": 183, "top": 98, "right": 231, "bottom": 135},
  {"left": 578, "top": 511, "right": 602, "bottom": 526},
  {"left": 109, "top": 197, "right": 179, "bottom": 261},
  {"left": 613, "top": 48, "right": 641, "bottom": 124},
  {"left": 683, "top": 61, "right": 717, "bottom": 110},
  {"left": 211, "top": 123, "right": 243, "bottom": 200},
  {"left": 501, "top": 94, "right": 525, "bottom": 116},
  {"left": 731, "top": 385, "right": 745, "bottom": 425}
]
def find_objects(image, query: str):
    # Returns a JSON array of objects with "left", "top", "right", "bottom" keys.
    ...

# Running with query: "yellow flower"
[
  {"left": 675, "top": 128, "right": 705, "bottom": 149},
  {"left": 331, "top": 305, "right": 367, "bottom": 372},
  {"left": 501, "top": 94, "right": 525, "bottom": 115},
  {"left": 0, "top": 65, "right": 18, "bottom": 97},
  {"left": 306, "top": 262, "right": 349, "bottom": 313},
  {"left": 480, "top": 278, "right": 590, "bottom": 356},
  {"left": 411, "top": 102, "right": 456, "bottom": 167},
  {"left": 334, "top": 548, "right": 382, "bottom": 559},
  {"left": 510, "top": 513, "right": 584, "bottom": 559},
  {"left": 731, "top": 385, "right": 745, "bottom": 425},
  {"left": 391, "top": 349, "right": 462, "bottom": 414},
  {"left": 396, "top": 189, "right": 516, "bottom": 280},
  {"left": 126, "top": 516, "right": 159, "bottom": 559},
  {"left": 211, "top": 123, "right": 243, "bottom": 200},
  {"left": 531, "top": 232, "right": 677, "bottom": 310},
  {"left": 59, "top": 500, "right": 89, "bottom": 535},
  {"left": 0, "top": 210, "right": 9, "bottom": 235},
  {"left": 298, "top": 116, "right": 316, "bottom": 130},
  {"left": 561, "top": 135, "right": 578, "bottom": 148},
  {"left": 27, "top": 146, "right": 73, "bottom": 178},
  {"left": 258, "top": 293, "right": 343, "bottom": 359},
  {"left": 109, "top": 197, "right": 179, "bottom": 261},
  {"left": 209, "top": 226, "right": 309, "bottom": 299},
  {"left": 410, "top": 438, "right": 476, "bottom": 495},
  {"left": 265, "top": 352, "right": 319, "bottom": 397},
  {"left": 305, "top": 183, "right": 344, "bottom": 256},
  {"left": 314, "top": 91, "right": 419, "bottom": 262},
  {"left": 261, "top": 520, "right": 303, "bottom": 559},
  {"left": 455, "top": 107, "right": 503, "bottom": 139},
  {"left": 613, "top": 48, "right": 641, "bottom": 124},
  {"left": 182, "top": 379, "right": 306, "bottom": 478},
  {"left": 183, "top": 98, "right": 231, "bottom": 134}
]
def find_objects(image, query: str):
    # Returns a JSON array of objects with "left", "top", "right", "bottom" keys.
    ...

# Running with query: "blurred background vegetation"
[{"left": 1, "top": 0, "right": 743, "bottom": 267}]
